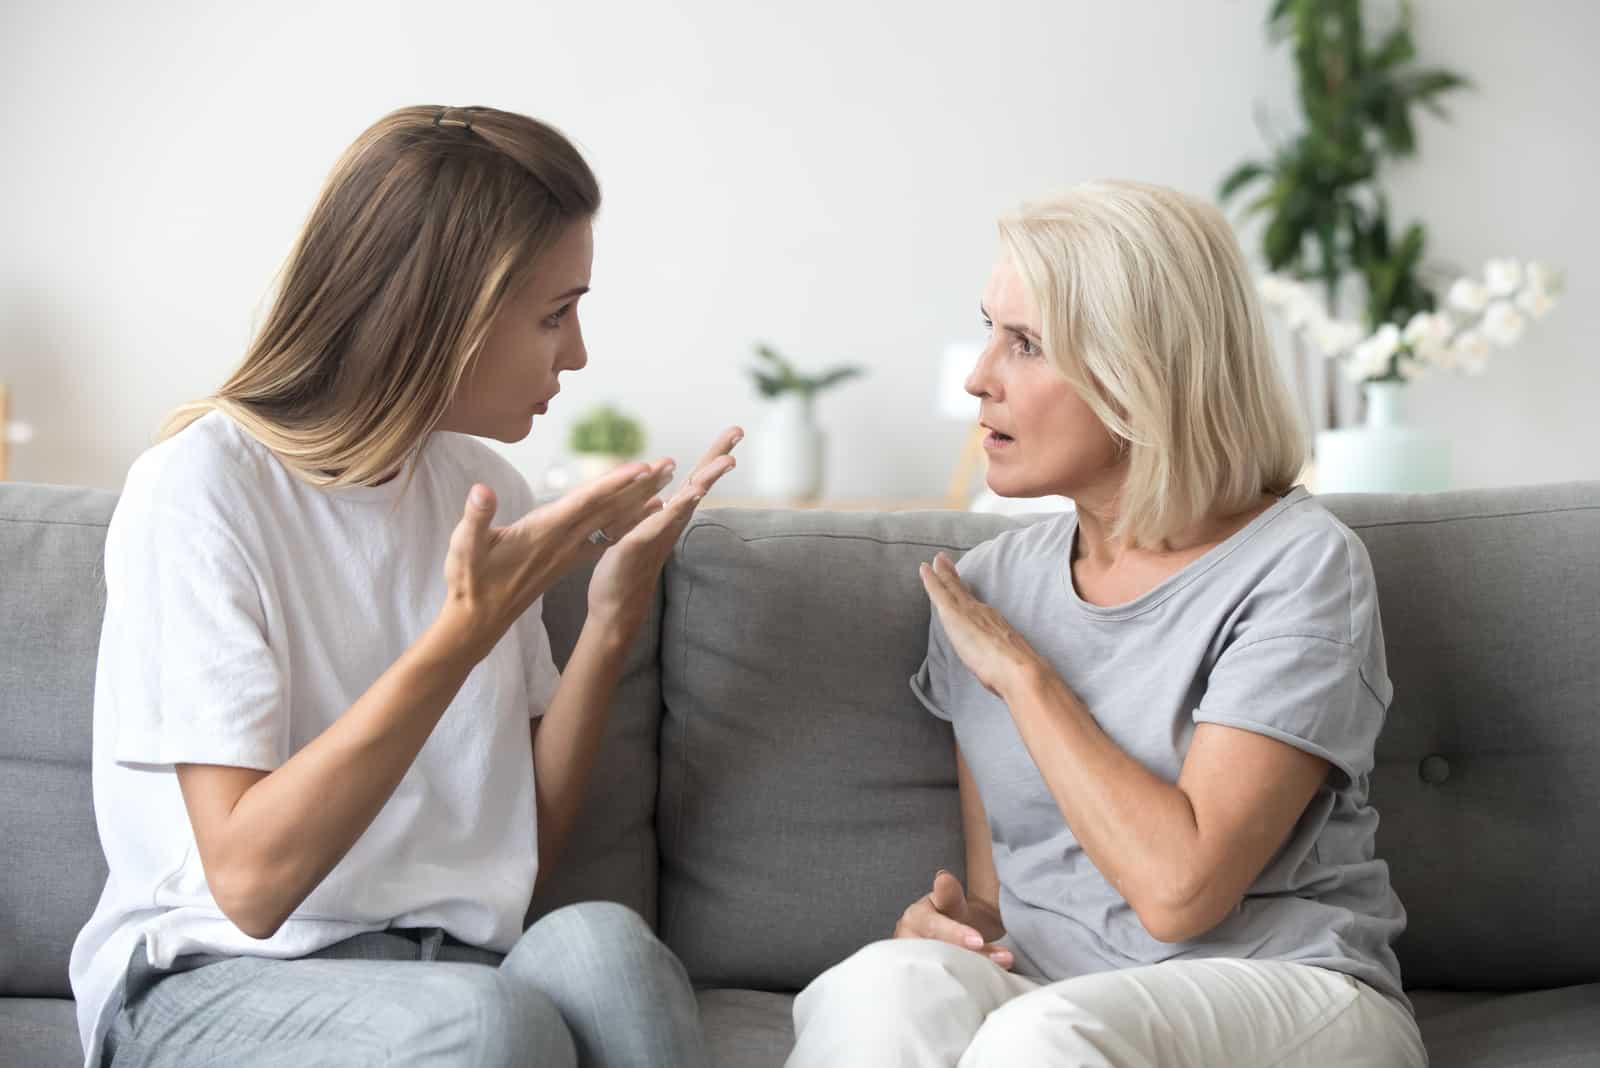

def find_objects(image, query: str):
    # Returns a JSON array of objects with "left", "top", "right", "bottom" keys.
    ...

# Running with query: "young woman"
[
  {"left": 69, "top": 105, "right": 738, "bottom": 1068},
  {"left": 788, "top": 181, "right": 1426, "bottom": 1067}
]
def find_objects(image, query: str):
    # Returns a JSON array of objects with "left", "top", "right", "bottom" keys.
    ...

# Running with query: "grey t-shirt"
[{"left": 912, "top": 487, "right": 1407, "bottom": 1003}]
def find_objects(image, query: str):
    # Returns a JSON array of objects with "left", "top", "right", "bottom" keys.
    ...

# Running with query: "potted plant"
[
  {"left": 747, "top": 342, "right": 864, "bottom": 501},
  {"left": 1217, "top": 0, "right": 1562, "bottom": 493},
  {"left": 568, "top": 404, "right": 645, "bottom": 481}
]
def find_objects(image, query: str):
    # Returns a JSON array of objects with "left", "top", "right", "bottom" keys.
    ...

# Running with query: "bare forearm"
[
  {"left": 198, "top": 622, "right": 478, "bottom": 937},
  {"left": 531, "top": 614, "right": 634, "bottom": 884},
  {"left": 1003, "top": 665, "right": 1205, "bottom": 923}
]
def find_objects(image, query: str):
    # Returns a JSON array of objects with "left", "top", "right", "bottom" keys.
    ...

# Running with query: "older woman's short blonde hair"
[{"left": 998, "top": 180, "right": 1306, "bottom": 548}]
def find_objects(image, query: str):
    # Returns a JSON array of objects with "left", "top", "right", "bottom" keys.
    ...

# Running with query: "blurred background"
[{"left": 2, "top": 0, "right": 1595, "bottom": 502}]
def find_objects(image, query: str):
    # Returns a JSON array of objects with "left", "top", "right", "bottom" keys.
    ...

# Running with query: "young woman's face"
[
  {"left": 969, "top": 257, "right": 1124, "bottom": 500},
  {"left": 442, "top": 220, "right": 595, "bottom": 442}
]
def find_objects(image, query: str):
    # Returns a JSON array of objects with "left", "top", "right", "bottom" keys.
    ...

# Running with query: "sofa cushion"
[
  {"left": 657, "top": 507, "right": 1022, "bottom": 989},
  {"left": 700, "top": 988, "right": 794, "bottom": 1068},
  {"left": 1414, "top": 983, "right": 1600, "bottom": 1067},
  {"left": 1324, "top": 484, "right": 1600, "bottom": 991},
  {"left": 0, "top": 997, "right": 82, "bottom": 1068},
  {"left": 0, "top": 484, "right": 116, "bottom": 998},
  {"left": 528, "top": 560, "right": 663, "bottom": 927}
]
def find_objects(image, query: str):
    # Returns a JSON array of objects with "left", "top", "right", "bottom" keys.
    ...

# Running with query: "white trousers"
[{"left": 787, "top": 939, "right": 1427, "bottom": 1068}]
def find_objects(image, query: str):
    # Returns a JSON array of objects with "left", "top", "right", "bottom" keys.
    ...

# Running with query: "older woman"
[{"left": 787, "top": 181, "right": 1425, "bottom": 1067}]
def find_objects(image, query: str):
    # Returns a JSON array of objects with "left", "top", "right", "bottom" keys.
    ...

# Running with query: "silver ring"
[{"left": 587, "top": 528, "right": 614, "bottom": 547}]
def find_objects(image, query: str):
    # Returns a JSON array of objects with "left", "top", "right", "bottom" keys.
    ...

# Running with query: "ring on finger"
[{"left": 587, "top": 528, "right": 614, "bottom": 547}]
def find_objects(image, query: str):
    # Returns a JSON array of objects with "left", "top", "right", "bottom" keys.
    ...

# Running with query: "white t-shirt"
[{"left": 68, "top": 412, "right": 563, "bottom": 1065}]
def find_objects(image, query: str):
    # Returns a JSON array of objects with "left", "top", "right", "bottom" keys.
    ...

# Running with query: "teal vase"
[{"left": 1314, "top": 381, "right": 1450, "bottom": 494}]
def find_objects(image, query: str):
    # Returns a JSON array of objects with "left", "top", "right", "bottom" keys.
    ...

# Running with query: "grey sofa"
[{"left": 4, "top": 479, "right": 1598, "bottom": 1067}]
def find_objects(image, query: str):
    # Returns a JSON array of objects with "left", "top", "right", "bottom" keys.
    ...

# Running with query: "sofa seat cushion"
[
  {"left": 700, "top": 988, "right": 794, "bottom": 1068},
  {"left": 0, "top": 997, "right": 82, "bottom": 1068},
  {"left": 1412, "top": 984, "right": 1600, "bottom": 1067}
]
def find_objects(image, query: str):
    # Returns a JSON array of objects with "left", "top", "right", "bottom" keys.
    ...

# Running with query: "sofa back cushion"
[
  {"left": 1326, "top": 484, "right": 1600, "bottom": 990},
  {"left": 528, "top": 561, "right": 663, "bottom": 927},
  {"left": 0, "top": 484, "right": 117, "bottom": 997},
  {"left": 658, "top": 485, "right": 1600, "bottom": 993},
  {"left": 656, "top": 508, "right": 1020, "bottom": 989}
]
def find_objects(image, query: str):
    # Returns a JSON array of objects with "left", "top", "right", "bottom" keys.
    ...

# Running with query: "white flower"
[
  {"left": 1448, "top": 278, "right": 1489, "bottom": 312},
  {"left": 1402, "top": 311, "right": 1453, "bottom": 362},
  {"left": 1310, "top": 317, "right": 1365, "bottom": 357},
  {"left": 1450, "top": 329, "right": 1491, "bottom": 375},
  {"left": 1282, "top": 289, "right": 1326, "bottom": 331},
  {"left": 1516, "top": 286, "right": 1555, "bottom": 320},
  {"left": 1484, "top": 258, "right": 1523, "bottom": 298},
  {"left": 1526, "top": 261, "right": 1559, "bottom": 297},
  {"left": 1482, "top": 301, "right": 1526, "bottom": 346},
  {"left": 1397, "top": 356, "right": 1429, "bottom": 381},
  {"left": 1257, "top": 275, "right": 1297, "bottom": 308},
  {"left": 1347, "top": 323, "right": 1401, "bottom": 380}
]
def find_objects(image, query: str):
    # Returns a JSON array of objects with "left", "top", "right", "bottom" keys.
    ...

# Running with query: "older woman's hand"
[{"left": 919, "top": 552, "right": 1045, "bottom": 699}]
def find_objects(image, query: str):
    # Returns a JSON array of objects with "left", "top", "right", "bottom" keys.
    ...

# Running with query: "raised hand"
[
  {"left": 893, "top": 870, "right": 1013, "bottom": 970},
  {"left": 919, "top": 551, "right": 1045, "bottom": 699},
  {"left": 586, "top": 426, "right": 743, "bottom": 634},
  {"left": 437, "top": 459, "right": 680, "bottom": 661}
]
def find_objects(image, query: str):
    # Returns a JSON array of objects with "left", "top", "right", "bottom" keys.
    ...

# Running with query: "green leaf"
[
  {"left": 808, "top": 366, "right": 866, "bottom": 392},
  {"left": 1218, "top": 161, "right": 1268, "bottom": 203}
]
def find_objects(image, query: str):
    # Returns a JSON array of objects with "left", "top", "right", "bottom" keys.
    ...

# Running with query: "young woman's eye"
[
  {"left": 542, "top": 304, "right": 572, "bottom": 329},
  {"left": 981, "top": 316, "right": 994, "bottom": 334}
]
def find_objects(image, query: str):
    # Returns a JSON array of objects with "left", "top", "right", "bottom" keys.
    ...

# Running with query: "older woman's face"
[{"left": 968, "top": 257, "right": 1123, "bottom": 500}]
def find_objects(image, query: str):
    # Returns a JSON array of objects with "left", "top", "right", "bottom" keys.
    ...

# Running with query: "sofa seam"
[
  {"left": 0, "top": 515, "right": 111, "bottom": 530},
  {"left": 1344, "top": 503, "right": 1600, "bottom": 530},
  {"left": 689, "top": 520, "right": 982, "bottom": 552}
]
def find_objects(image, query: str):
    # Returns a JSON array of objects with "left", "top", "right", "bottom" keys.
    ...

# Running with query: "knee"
[
  {"left": 509, "top": 901, "right": 690, "bottom": 999},
  {"left": 965, "top": 990, "right": 1103, "bottom": 1067},
  {"left": 393, "top": 967, "right": 575, "bottom": 1068},
  {"left": 803, "top": 939, "right": 972, "bottom": 1012},
  {"left": 534, "top": 900, "right": 656, "bottom": 956}
]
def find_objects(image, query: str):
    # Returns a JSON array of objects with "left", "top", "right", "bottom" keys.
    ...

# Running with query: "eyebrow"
[
  {"left": 980, "top": 303, "right": 1040, "bottom": 341},
  {"left": 550, "top": 285, "right": 590, "bottom": 303}
]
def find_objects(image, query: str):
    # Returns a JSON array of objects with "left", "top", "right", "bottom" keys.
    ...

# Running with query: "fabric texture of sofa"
[{"left": 3, "top": 480, "right": 1598, "bottom": 1067}]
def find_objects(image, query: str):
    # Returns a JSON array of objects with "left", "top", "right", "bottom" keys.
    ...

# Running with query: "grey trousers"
[{"left": 103, "top": 901, "right": 708, "bottom": 1067}]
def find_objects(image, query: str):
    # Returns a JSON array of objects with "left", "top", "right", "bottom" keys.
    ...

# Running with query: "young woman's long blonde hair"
[
  {"left": 163, "top": 105, "right": 600, "bottom": 486},
  {"left": 998, "top": 180, "right": 1306, "bottom": 548}
]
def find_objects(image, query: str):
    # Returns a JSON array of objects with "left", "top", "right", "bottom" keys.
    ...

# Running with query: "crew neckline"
[{"left": 1061, "top": 486, "right": 1310, "bottom": 621}]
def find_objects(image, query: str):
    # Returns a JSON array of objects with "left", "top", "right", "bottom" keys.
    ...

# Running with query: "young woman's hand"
[
  {"left": 920, "top": 551, "right": 1047, "bottom": 699},
  {"left": 894, "top": 870, "right": 1013, "bottom": 969},
  {"left": 437, "top": 461, "right": 681, "bottom": 661},
  {"left": 586, "top": 426, "right": 742, "bottom": 635}
]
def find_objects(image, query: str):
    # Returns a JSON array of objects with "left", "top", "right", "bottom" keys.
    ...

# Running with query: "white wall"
[{"left": 2, "top": 0, "right": 1594, "bottom": 498}]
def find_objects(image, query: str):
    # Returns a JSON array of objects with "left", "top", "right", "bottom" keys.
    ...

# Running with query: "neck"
[{"left": 1074, "top": 488, "right": 1280, "bottom": 569}]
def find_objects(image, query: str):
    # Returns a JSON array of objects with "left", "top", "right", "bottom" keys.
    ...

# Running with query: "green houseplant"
[
  {"left": 1219, "top": 0, "right": 1468, "bottom": 403},
  {"left": 568, "top": 404, "right": 645, "bottom": 480}
]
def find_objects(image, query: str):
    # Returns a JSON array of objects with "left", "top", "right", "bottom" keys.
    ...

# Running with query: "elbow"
[
  {"left": 1129, "top": 876, "right": 1231, "bottom": 945},
  {"left": 209, "top": 863, "right": 290, "bottom": 941}
]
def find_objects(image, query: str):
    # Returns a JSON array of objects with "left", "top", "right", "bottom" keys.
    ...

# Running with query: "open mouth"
[{"left": 983, "top": 426, "right": 1016, "bottom": 447}]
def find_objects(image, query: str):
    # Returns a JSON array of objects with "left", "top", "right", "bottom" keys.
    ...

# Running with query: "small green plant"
[
  {"left": 568, "top": 405, "right": 644, "bottom": 457},
  {"left": 748, "top": 343, "right": 865, "bottom": 402}
]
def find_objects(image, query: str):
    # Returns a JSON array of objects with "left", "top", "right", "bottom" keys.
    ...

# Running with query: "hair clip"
[{"left": 433, "top": 107, "right": 473, "bottom": 132}]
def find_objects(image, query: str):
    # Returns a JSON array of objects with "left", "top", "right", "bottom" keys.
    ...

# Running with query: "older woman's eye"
[{"left": 1013, "top": 334, "right": 1040, "bottom": 357}]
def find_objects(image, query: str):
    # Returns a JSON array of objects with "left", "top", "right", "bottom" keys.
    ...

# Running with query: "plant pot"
[
  {"left": 1313, "top": 380, "right": 1450, "bottom": 494},
  {"left": 753, "top": 394, "right": 824, "bottom": 501},
  {"left": 575, "top": 453, "right": 633, "bottom": 482}
]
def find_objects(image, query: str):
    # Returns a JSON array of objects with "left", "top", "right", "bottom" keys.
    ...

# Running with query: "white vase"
[
  {"left": 575, "top": 453, "right": 631, "bottom": 482},
  {"left": 1313, "top": 380, "right": 1450, "bottom": 494},
  {"left": 753, "top": 394, "right": 825, "bottom": 501}
]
